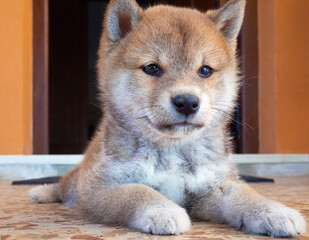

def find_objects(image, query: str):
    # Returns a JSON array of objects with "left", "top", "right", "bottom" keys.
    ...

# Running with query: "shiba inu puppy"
[{"left": 29, "top": 0, "right": 306, "bottom": 237}]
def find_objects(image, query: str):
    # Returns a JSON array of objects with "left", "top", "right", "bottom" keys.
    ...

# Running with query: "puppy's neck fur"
[{"left": 100, "top": 112, "right": 230, "bottom": 163}]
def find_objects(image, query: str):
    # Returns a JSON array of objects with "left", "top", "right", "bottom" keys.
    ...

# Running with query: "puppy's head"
[{"left": 97, "top": 0, "right": 245, "bottom": 142}]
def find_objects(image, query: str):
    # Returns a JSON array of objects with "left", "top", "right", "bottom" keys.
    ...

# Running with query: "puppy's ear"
[
  {"left": 206, "top": 0, "right": 246, "bottom": 41},
  {"left": 104, "top": 0, "right": 143, "bottom": 42}
]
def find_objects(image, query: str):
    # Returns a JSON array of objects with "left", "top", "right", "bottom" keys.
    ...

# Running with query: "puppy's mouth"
[
  {"left": 158, "top": 121, "right": 204, "bottom": 131},
  {"left": 139, "top": 116, "right": 205, "bottom": 135}
]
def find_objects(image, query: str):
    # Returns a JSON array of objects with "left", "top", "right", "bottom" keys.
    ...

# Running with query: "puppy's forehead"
[
  {"left": 142, "top": 7, "right": 214, "bottom": 47},
  {"left": 126, "top": 6, "right": 229, "bottom": 68}
]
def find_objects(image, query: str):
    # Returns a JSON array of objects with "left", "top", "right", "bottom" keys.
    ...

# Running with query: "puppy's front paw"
[
  {"left": 240, "top": 202, "right": 306, "bottom": 237},
  {"left": 131, "top": 205, "right": 191, "bottom": 235}
]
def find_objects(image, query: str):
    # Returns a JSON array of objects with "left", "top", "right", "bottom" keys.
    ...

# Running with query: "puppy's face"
[{"left": 98, "top": 0, "right": 245, "bottom": 141}]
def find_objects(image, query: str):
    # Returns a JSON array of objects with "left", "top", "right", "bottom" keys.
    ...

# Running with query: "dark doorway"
[{"left": 48, "top": 0, "right": 88, "bottom": 154}]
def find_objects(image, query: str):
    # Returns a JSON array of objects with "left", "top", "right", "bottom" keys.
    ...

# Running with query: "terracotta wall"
[
  {"left": 0, "top": 0, "right": 33, "bottom": 154},
  {"left": 258, "top": 0, "right": 309, "bottom": 153}
]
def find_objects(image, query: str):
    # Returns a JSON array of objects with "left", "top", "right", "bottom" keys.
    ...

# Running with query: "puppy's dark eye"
[
  {"left": 143, "top": 64, "right": 163, "bottom": 77},
  {"left": 198, "top": 65, "right": 214, "bottom": 78}
]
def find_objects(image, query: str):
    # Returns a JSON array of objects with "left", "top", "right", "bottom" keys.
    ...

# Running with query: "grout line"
[
  {"left": 0, "top": 154, "right": 308, "bottom": 165},
  {"left": 0, "top": 155, "right": 84, "bottom": 165},
  {"left": 232, "top": 154, "right": 309, "bottom": 164}
]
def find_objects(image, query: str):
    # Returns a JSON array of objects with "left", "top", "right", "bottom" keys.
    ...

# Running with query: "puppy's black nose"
[{"left": 172, "top": 95, "right": 200, "bottom": 116}]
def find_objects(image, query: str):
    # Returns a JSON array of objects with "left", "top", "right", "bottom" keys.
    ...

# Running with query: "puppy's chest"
[
  {"left": 149, "top": 165, "right": 211, "bottom": 206},
  {"left": 147, "top": 152, "right": 228, "bottom": 205},
  {"left": 106, "top": 146, "right": 229, "bottom": 206}
]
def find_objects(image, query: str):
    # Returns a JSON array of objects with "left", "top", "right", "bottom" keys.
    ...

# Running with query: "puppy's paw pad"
[
  {"left": 131, "top": 206, "right": 191, "bottom": 235},
  {"left": 242, "top": 203, "right": 306, "bottom": 237}
]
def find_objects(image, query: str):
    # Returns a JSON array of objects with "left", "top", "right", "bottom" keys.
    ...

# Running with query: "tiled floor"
[{"left": 0, "top": 176, "right": 308, "bottom": 240}]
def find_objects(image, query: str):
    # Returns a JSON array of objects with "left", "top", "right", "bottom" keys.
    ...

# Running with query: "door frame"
[
  {"left": 33, "top": 0, "right": 49, "bottom": 154},
  {"left": 239, "top": 0, "right": 259, "bottom": 153}
]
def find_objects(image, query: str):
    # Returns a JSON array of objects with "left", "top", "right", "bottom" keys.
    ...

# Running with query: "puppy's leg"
[
  {"left": 190, "top": 180, "right": 306, "bottom": 237},
  {"left": 77, "top": 183, "right": 191, "bottom": 235}
]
